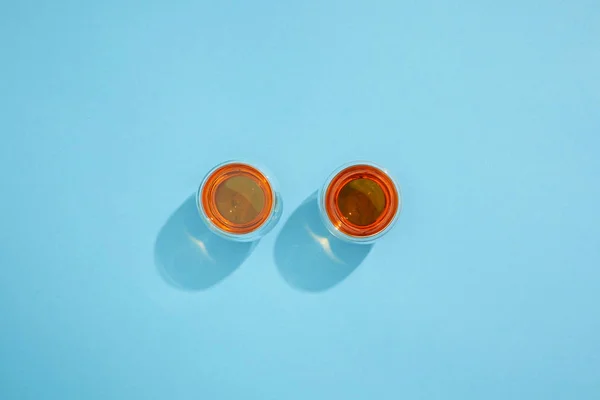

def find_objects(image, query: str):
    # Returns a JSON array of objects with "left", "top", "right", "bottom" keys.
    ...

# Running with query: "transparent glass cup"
[
  {"left": 197, "top": 161, "right": 283, "bottom": 242},
  {"left": 318, "top": 161, "right": 402, "bottom": 244}
]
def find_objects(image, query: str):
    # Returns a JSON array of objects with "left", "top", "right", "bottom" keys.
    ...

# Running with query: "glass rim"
[
  {"left": 319, "top": 161, "right": 402, "bottom": 243},
  {"left": 197, "top": 161, "right": 279, "bottom": 241}
]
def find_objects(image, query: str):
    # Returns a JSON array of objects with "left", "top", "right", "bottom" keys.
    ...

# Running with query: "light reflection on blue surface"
[
  {"left": 155, "top": 195, "right": 257, "bottom": 291},
  {"left": 275, "top": 194, "right": 372, "bottom": 292}
]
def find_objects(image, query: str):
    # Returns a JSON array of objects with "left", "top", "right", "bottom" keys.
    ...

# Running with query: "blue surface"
[{"left": 1, "top": 1, "right": 599, "bottom": 399}]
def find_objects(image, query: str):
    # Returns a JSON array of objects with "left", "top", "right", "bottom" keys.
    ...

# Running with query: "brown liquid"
[
  {"left": 215, "top": 175, "right": 266, "bottom": 225},
  {"left": 337, "top": 178, "right": 386, "bottom": 226}
]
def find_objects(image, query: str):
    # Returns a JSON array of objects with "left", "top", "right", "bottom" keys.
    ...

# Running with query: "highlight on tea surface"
[
  {"left": 320, "top": 162, "right": 401, "bottom": 243},
  {"left": 198, "top": 162, "right": 280, "bottom": 241}
]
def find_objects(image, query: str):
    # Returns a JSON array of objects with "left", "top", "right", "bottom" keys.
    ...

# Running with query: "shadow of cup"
[
  {"left": 154, "top": 195, "right": 257, "bottom": 291},
  {"left": 274, "top": 193, "right": 372, "bottom": 292}
]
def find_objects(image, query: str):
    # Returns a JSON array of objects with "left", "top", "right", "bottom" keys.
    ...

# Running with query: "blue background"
[{"left": 1, "top": 0, "right": 599, "bottom": 398}]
